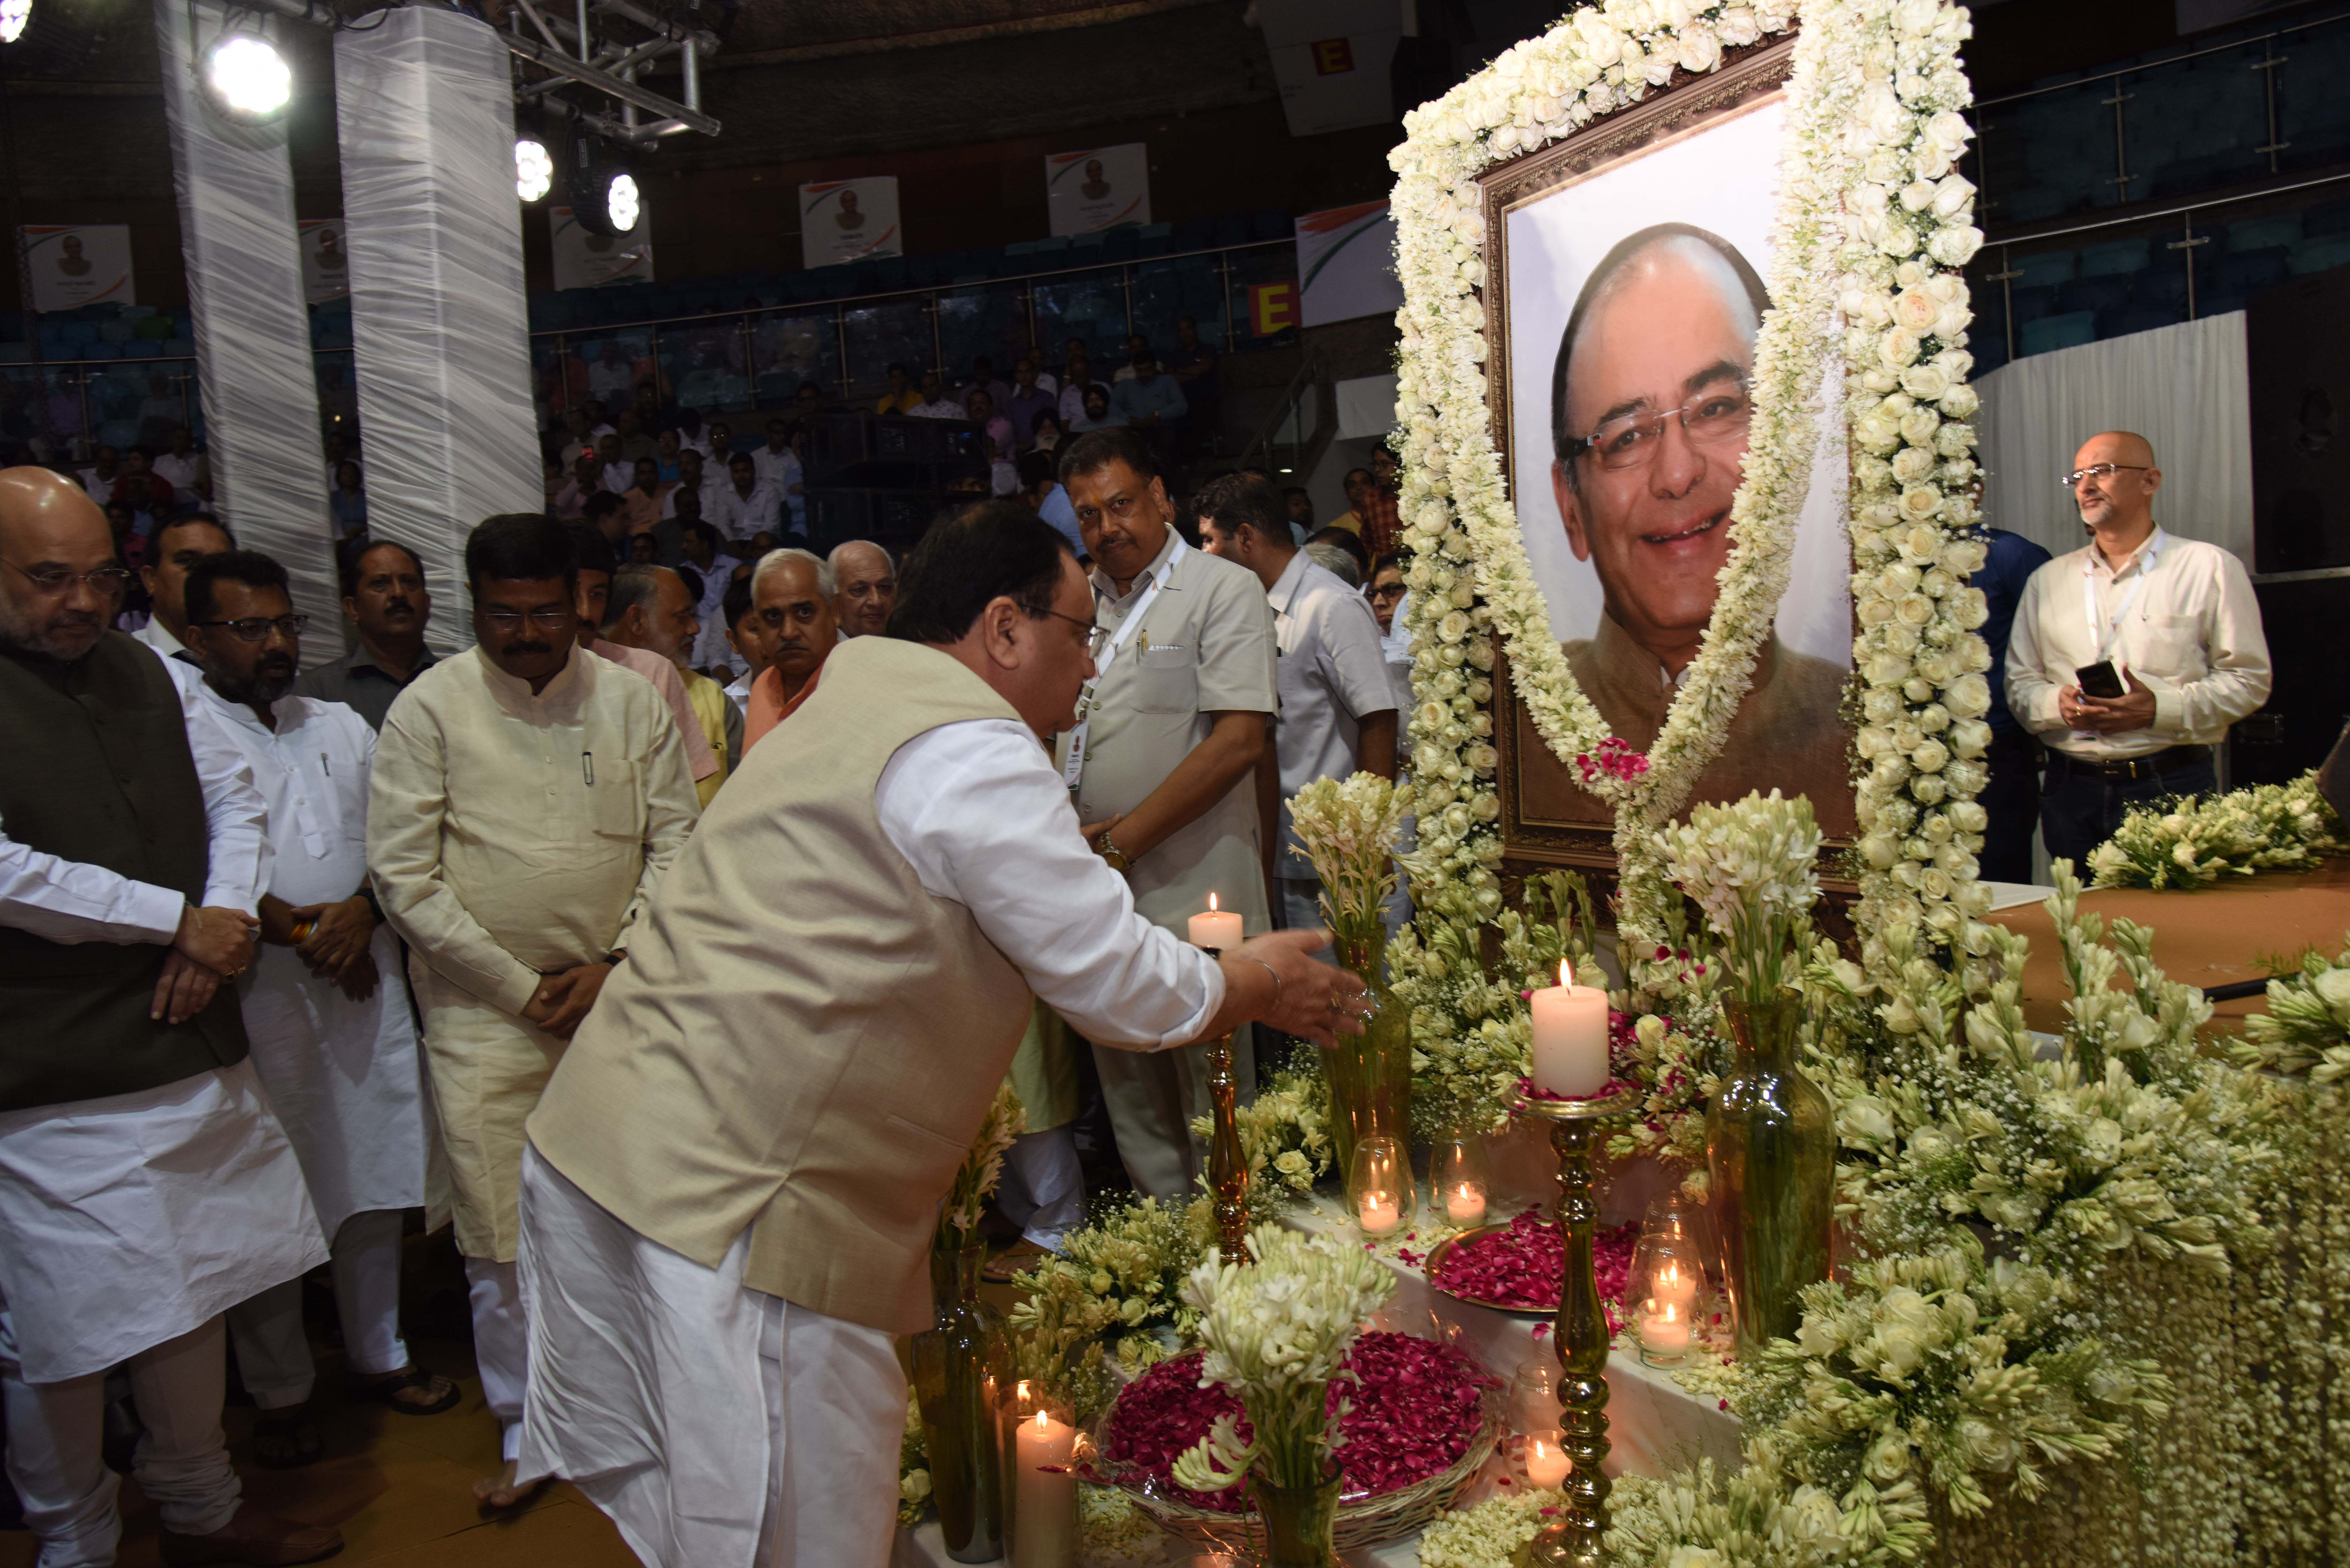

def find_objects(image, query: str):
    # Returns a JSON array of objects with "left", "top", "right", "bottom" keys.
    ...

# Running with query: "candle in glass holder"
[
  {"left": 1524, "top": 1431, "right": 1571, "bottom": 1490},
  {"left": 1528, "top": 961, "right": 1609, "bottom": 1097},
  {"left": 1188, "top": 892, "right": 1243, "bottom": 952},
  {"left": 1011, "top": 1403, "right": 1077, "bottom": 1568},
  {"left": 1637, "top": 1297, "right": 1691, "bottom": 1358},
  {"left": 1357, "top": 1190, "right": 1402, "bottom": 1236},
  {"left": 1443, "top": 1181, "right": 1486, "bottom": 1227},
  {"left": 1651, "top": 1259, "right": 1697, "bottom": 1314}
]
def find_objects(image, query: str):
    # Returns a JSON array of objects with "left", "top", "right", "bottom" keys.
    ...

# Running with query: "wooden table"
[{"left": 1983, "top": 857, "right": 2350, "bottom": 1034}]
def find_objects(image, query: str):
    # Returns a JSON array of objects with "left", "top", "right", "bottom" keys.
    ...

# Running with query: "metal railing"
[{"left": 525, "top": 236, "right": 1300, "bottom": 429}]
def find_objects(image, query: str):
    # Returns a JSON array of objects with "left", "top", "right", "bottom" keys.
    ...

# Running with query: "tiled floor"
[{"left": 0, "top": 1232, "right": 641, "bottom": 1568}]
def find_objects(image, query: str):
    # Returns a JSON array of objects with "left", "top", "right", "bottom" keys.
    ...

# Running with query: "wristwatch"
[{"left": 1094, "top": 832, "right": 1134, "bottom": 873}]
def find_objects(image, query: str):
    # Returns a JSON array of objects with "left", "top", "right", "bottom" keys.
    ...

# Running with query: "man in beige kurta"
[
  {"left": 1052, "top": 427, "right": 1278, "bottom": 1199},
  {"left": 368, "top": 513, "right": 697, "bottom": 1503}
]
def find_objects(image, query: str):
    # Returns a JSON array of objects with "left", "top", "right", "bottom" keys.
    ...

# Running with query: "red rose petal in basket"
[
  {"left": 1099, "top": 1335, "right": 1496, "bottom": 1512},
  {"left": 1429, "top": 1208, "right": 1641, "bottom": 1313}
]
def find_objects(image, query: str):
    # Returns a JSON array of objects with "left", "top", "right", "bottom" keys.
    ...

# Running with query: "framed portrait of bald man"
[{"left": 1480, "top": 37, "right": 1858, "bottom": 866}]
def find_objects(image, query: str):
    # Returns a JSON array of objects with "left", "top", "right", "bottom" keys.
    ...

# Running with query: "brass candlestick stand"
[
  {"left": 1513, "top": 1087, "right": 1634, "bottom": 1568},
  {"left": 1199, "top": 947, "right": 1251, "bottom": 1263}
]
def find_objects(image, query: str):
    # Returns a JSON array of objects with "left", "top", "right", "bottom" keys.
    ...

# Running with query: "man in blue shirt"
[
  {"left": 1973, "top": 521, "right": 2053, "bottom": 883},
  {"left": 1018, "top": 451, "right": 1084, "bottom": 557}
]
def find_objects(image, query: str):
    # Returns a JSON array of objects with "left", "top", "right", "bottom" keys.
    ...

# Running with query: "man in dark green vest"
[{"left": 0, "top": 469, "right": 342, "bottom": 1567}]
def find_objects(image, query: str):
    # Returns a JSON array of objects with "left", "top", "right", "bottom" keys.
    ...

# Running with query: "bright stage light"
[
  {"left": 0, "top": 0, "right": 33, "bottom": 45},
  {"left": 515, "top": 138, "right": 554, "bottom": 203},
  {"left": 605, "top": 172, "right": 640, "bottom": 233},
  {"left": 205, "top": 33, "right": 291, "bottom": 120}
]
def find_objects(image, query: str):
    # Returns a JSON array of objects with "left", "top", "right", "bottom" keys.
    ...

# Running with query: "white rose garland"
[{"left": 1387, "top": 0, "right": 1991, "bottom": 979}]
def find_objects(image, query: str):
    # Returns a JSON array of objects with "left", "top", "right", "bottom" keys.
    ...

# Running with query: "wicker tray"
[{"left": 1087, "top": 1343, "right": 1506, "bottom": 1554}]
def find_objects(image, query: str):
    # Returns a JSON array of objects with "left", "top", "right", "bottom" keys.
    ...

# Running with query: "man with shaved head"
[
  {"left": 0, "top": 469, "right": 342, "bottom": 1565},
  {"left": 2006, "top": 431, "right": 2271, "bottom": 865},
  {"left": 1523, "top": 222, "right": 1851, "bottom": 833}
]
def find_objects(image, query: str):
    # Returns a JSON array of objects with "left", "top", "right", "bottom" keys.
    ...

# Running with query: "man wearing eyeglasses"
[
  {"left": 367, "top": 512, "right": 698, "bottom": 1511},
  {"left": 1529, "top": 222, "right": 1852, "bottom": 832},
  {"left": 0, "top": 470, "right": 343, "bottom": 1567},
  {"left": 2005, "top": 432, "right": 2271, "bottom": 868},
  {"left": 178, "top": 549, "right": 455, "bottom": 1469}
]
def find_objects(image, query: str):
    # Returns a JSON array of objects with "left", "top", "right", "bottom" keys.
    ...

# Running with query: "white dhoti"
[{"left": 516, "top": 1147, "right": 903, "bottom": 1568}]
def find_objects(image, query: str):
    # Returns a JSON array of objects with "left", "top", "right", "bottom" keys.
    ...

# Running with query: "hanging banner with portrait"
[
  {"left": 1044, "top": 144, "right": 1151, "bottom": 236},
  {"left": 1296, "top": 200, "right": 1402, "bottom": 328},
  {"left": 550, "top": 206, "right": 656, "bottom": 291},
  {"left": 800, "top": 177, "right": 902, "bottom": 269},
  {"left": 298, "top": 220, "right": 352, "bottom": 303},
  {"left": 1481, "top": 48, "right": 1857, "bottom": 851},
  {"left": 18, "top": 225, "right": 135, "bottom": 313}
]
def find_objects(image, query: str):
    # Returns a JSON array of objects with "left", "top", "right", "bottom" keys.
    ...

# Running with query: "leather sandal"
[{"left": 348, "top": 1365, "right": 460, "bottom": 1416}]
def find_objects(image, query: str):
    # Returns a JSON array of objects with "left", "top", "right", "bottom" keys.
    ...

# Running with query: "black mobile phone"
[{"left": 2076, "top": 659, "right": 2126, "bottom": 700}]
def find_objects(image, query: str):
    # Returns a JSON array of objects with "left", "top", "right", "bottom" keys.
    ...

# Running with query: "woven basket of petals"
[{"left": 1084, "top": 1331, "right": 1505, "bottom": 1552}]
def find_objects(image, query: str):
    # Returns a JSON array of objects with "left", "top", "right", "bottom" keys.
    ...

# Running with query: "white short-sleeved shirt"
[{"left": 1264, "top": 550, "right": 1399, "bottom": 875}]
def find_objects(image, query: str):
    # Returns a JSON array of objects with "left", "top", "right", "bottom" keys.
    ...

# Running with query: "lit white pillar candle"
[
  {"left": 1638, "top": 1298, "right": 1691, "bottom": 1357},
  {"left": 1651, "top": 1260, "right": 1697, "bottom": 1314},
  {"left": 1529, "top": 961, "right": 1610, "bottom": 1097},
  {"left": 1188, "top": 892, "right": 1244, "bottom": 952},
  {"left": 1524, "top": 1432, "right": 1571, "bottom": 1490},
  {"left": 1011, "top": 1406, "right": 1077, "bottom": 1568},
  {"left": 1443, "top": 1182, "right": 1487, "bottom": 1228},
  {"left": 1357, "top": 1190, "right": 1402, "bottom": 1236}
]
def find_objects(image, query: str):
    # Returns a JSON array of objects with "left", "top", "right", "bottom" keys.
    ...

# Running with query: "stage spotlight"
[
  {"left": 204, "top": 32, "right": 291, "bottom": 121},
  {"left": 515, "top": 137, "right": 554, "bottom": 203},
  {"left": 0, "top": 0, "right": 33, "bottom": 44},
  {"left": 564, "top": 135, "right": 642, "bottom": 238}
]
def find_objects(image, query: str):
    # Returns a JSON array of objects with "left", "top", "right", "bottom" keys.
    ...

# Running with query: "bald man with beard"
[
  {"left": 0, "top": 469, "right": 338, "bottom": 1566},
  {"left": 1520, "top": 223, "right": 1851, "bottom": 834}
]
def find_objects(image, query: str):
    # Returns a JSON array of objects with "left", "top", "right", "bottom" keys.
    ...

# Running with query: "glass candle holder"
[
  {"left": 1346, "top": 1134, "right": 1414, "bottom": 1239},
  {"left": 1429, "top": 1135, "right": 1490, "bottom": 1229},
  {"left": 1629, "top": 1193, "right": 1707, "bottom": 1367},
  {"left": 1507, "top": 1356, "right": 1562, "bottom": 1435},
  {"left": 1521, "top": 1426, "right": 1572, "bottom": 1491}
]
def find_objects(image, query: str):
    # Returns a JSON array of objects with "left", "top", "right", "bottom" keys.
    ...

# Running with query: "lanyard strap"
[
  {"left": 1062, "top": 539, "right": 1187, "bottom": 792},
  {"left": 2081, "top": 526, "right": 2164, "bottom": 664}
]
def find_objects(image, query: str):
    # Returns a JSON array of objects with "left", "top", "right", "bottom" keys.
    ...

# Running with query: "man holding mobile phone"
[{"left": 2005, "top": 431, "right": 2272, "bottom": 868}]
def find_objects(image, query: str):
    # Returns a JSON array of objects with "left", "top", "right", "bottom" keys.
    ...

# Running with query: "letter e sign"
[{"left": 1312, "top": 37, "right": 1354, "bottom": 75}]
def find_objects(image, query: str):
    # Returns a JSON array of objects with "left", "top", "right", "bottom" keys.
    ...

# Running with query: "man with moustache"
[
  {"left": 741, "top": 547, "right": 840, "bottom": 751},
  {"left": 566, "top": 524, "right": 721, "bottom": 793},
  {"left": 1054, "top": 428, "right": 1278, "bottom": 1199},
  {"left": 827, "top": 539, "right": 896, "bottom": 638},
  {"left": 294, "top": 539, "right": 436, "bottom": 731},
  {"left": 368, "top": 514, "right": 698, "bottom": 1509},
  {"left": 179, "top": 552, "right": 453, "bottom": 1469},
  {"left": 133, "top": 513, "right": 234, "bottom": 664},
  {"left": 0, "top": 470, "right": 338, "bottom": 1567},
  {"left": 1528, "top": 222, "right": 1850, "bottom": 832}
]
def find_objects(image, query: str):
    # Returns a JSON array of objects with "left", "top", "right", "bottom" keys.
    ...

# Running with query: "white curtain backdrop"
[
  {"left": 1975, "top": 311, "right": 2253, "bottom": 568},
  {"left": 154, "top": 0, "right": 337, "bottom": 662}
]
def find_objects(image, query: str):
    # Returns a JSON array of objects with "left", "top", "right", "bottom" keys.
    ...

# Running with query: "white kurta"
[
  {"left": 518, "top": 715, "right": 1223, "bottom": 1567},
  {"left": 195, "top": 685, "right": 430, "bottom": 1236}
]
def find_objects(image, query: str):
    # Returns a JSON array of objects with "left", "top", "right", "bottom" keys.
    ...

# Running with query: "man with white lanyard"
[
  {"left": 1054, "top": 428, "right": 1278, "bottom": 1200},
  {"left": 2005, "top": 431, "right": 2271, "bottom": 866}
]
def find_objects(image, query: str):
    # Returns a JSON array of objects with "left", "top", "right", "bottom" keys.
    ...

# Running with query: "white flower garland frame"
[{"left": 1391, "top": 0, "right": 1995, "bottom": 972}]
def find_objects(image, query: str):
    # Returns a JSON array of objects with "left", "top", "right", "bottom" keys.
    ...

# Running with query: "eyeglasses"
[
  {"left": 2, "top": 558, "right": 131, "bottom": 597},
  {"left": 2061, "top": 462, "right": 2151, "bottom": 490},
  {"left": 1562, "top": 384, "right": 1753, "bottom": 471},
  {"left": 1035, "top": 606, "right": 1111, "bottom": 659},
  {"left": 192, "top": 614, "right": 309, "bottom": 643},
  {"left": 479, "top": 607, "right": 573, "bottom": 631}
]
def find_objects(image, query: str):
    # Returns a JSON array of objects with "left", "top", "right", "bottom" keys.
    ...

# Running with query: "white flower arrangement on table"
[
  {"left": 2087, "top": 768, "right": 2344, "bottom": 891},
  {"left": 1387, "top": 0, "right": 1992, "bottom": 975},
  {"left": 1167, "top": 1224, "right": 1397, "bottom": 1496},
  {"left": 936, "top": 1082, "right": 1024, "bottom": 1252},
  {"left": 1655, "top": 790, "right": 1824, "bottom": 1004},
  {"left": 1287, "top": 772, "right": 1414, "bottom": 940}
]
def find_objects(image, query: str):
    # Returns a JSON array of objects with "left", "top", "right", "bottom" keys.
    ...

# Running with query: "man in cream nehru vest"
[{"left": 516, "top": 503, "right": 1364, "bottom": 1568}]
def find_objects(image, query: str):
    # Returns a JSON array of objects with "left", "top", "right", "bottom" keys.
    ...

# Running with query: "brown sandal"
[{"left": 349, "top": 1365, "right": 460, "bottom": 1415}]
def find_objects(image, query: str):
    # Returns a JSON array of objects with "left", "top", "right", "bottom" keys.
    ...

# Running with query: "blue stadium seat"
[
  {"left": 2218, "top": 247, "right": 2290, "bottom": 296},
  {"left": 2303, "top": 201, "right": 2350, "bottom": 239},
  {"left": 2058, "top": 274, "right": 2133, "bottom": 316},
  {"left": 2020, "top": 312, "right": 2096, "bottom": 356},
  {"left": 2011, "top": 250, "right": 2078, "bottom": 289},
  {"left": 2226, "top": 215, "right": 2304, "bottom": 252},
  {"left": 2008, "top": 284, "right": 2060, "bottom": 324},
  {"left": 2290, "top": 235, "right": 2350, "bottom": 275},
  {"left": 2077, "top": 238, "right": 2149, "bottom": 277}
]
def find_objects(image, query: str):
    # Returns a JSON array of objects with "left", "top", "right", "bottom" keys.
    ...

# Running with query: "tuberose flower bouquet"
[
  {"left": 937, "top": 1082, "right": 1024, "bottom": 1251},
  {"left": 2088, "top": 769, "right": 2343, "bottom": 891},
  {"left": 1289, "top": 773, "right": 1414, "bottom": 940},
  {"left": 1654, "top": 789, "right": 1824, "bottom": 1006},
  {"left": 2234, "top": 933, "right": 2350, "bottom": 1083}
]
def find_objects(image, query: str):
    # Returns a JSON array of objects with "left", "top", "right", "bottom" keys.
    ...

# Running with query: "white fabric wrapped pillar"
[
  {"left": 334, "top": 5, "right": 539, "bottom": 656},
  {"left": 154, "top": 0, "right": 337, "bottom": 663}
]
